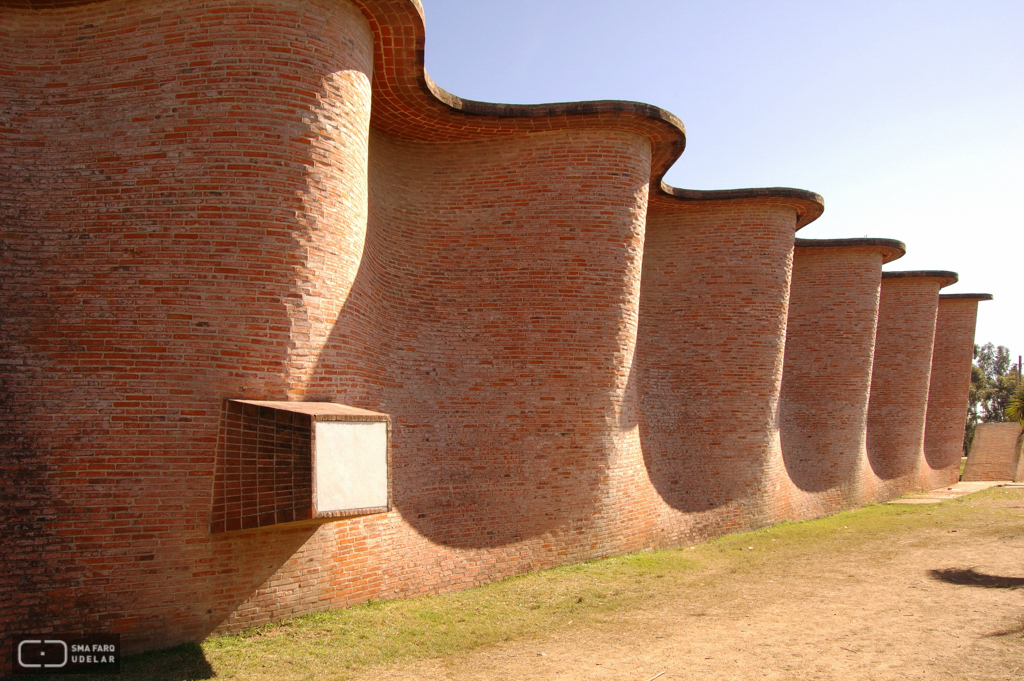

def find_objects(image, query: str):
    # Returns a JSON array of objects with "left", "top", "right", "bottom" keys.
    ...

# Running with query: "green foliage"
[
  {"left": 975, "top": 342, "right": 1012, "bottom": 381},
  {"left": 965, "top": 343, "right": 1018, "bottom": 454},
  {"left": 1006, "top": 383, "right": 1024, "bottom": 428}
]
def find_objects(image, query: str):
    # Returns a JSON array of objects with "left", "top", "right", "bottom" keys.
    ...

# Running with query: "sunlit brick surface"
[
  {"left": 865, "top": 273, "right": 954, "bottom": 500},
  {"left": 921, "top": 295, "right": 988, "bottom": 488},
  {"left": 778, "top": 240, "right": 902, "bottom": 517},
  {"left": 0, "top": 0, "right": 375, "bottom": 660},
  {"left": 637, "top": 197, "right": 799, "bottom": 536},
  {"left": 0, "top": 0, "right": 984, "bottom": 668}
]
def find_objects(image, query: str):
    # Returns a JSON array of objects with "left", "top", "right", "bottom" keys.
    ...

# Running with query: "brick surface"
[
  {"left": 962, "top": 422, "right": 1022, "bottom": 482},
  {"left": 0, "top": 0, "right": 376, "bottom": 664},
  {"left": 637, "top": 197, "right": 800, "bottom": 537},
  {"left": 921, "top": 296, "right": 989, "bottom": 488},
  {"left": 0, "top": 0, "right": 984, "bottom": 669},
  {"left": 778, "top": 239, "right": 903, "bottom": 517},
  {"left": 865, "top": 272, "right": 956, "bottom": 500}
]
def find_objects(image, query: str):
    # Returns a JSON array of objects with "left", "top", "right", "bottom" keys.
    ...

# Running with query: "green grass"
[
  {"left": 44, "top": 487, "right": 1024, "bottom": 681},
  {"left": 198, "top": 549, "right": 701, "bottom": 680}
]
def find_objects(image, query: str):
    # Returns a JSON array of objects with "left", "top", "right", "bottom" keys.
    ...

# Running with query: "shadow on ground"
[
  {"left": 928, "top": 567, "right": 1024, "bottom": 589},
  {"left": 983, "top": 621, "right": 1024, "bottom": 639},
  {"left": 26, "top": 642, "right": 214, "bottom": 681}
]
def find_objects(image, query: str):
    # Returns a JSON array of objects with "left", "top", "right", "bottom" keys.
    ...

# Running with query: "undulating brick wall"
[
  {"left": 865, "top": 272, "right": 957, "bottom": 500},
  {"left": 0, "top": 0, "right": 987, "bottom": 669},
  {"left": 921, "top": 295, "right": 991, "bottom": 489},
  {"left": 778, "top": 239, "right": 904, "bottom": 518}
]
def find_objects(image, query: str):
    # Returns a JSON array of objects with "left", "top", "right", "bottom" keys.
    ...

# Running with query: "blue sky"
[{"left": 420, "top": 0, "right": 1023, "bottom": 358}]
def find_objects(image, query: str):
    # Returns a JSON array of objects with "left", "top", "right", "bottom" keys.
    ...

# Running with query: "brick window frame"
[{"left": 211, "top": 400, "right": 391, "bottom": 534}]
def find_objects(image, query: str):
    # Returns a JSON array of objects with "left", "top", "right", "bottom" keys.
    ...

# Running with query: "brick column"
[
  {"left": 921, "top": 293, "right": 992, "bottom": 488},
  {"left": 0, "top": 0, "right": 375, "bottom": 659},
  {"left": 779, "top": 238, "right": 904, "bottom": 517},
  {"left": 865, "top": 271, "right": 957, "bottom": 500},
  {"left": 637, "top": 189, "right": 823, "bottom": 539}
]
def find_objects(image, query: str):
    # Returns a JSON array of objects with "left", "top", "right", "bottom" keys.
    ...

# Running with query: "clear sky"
[{"left": 420, "top": 0, "right": 1023, "bottom": 360}]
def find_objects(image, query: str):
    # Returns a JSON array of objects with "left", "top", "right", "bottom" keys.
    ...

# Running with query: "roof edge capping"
[
  {"left": 795, "top": 237, "right": 906, "bottom": 264},
  {"left": 348, "top": 0, "right": 691, "bottom": 182},
  {"left": 424, "top": 72, "right": 689, "bottom": 182},
  {"left": 882, "top": 270, "right": 959, "bottom": 289},
  {"left": 425, "top": 73, "right": 686, "bottom": 131},
  {"left": 355, "top": 0, "right": 829, "bottom": 218},
  {"left": 659, "top": 183, "right": 825, "bottom": 229},
  {"left": 940, "top": 293, "right": 994, "bottom": 301}
]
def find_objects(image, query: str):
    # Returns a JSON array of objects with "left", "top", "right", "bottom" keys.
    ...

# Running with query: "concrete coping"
[
  {"left": 940, "top": 293, "right": 994, "bottom": 301},
  {"left": 660, "top": 185, "right": 825, "bottom": 229},
  {"left": 794, "top": 237, "right": 906, "bottom": 264},
  {"left": 882, "top": 270, "right": 959, "bottom": 288},
  {"left": 229, "top": 399, "right": 389, "bottom": 420}
]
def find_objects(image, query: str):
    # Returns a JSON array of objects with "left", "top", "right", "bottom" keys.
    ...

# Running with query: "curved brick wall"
[
  {"left": 0, "top": 0, "right": 378, "bottom": 657},
  {"left": 21, "top": 0, "right": 1005, "bottom": 667},
  {"left": 635, "top": 191, "right": 820, "bottom": 538},
  {"left": 0, "top": 0, "right": 690, "bottom": 658},
  {"left": 366, "top": 128, "right": 653, "bottom": 549},
  {"left": 223, "top": 178, "right": 826, "bottom": 638},
  {"left": 921, "top": 294, "right": 992, "bottom": 488},
  {"left": 778, "top": 239, "right": 904, "bottom": 516},
  {"left": 865, "top": 271, "right": 957, "bottom": 500}
]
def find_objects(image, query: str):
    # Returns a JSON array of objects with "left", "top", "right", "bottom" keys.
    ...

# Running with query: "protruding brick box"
[{"left": 212, "top": 401, "right": 390, "bottom": 534}]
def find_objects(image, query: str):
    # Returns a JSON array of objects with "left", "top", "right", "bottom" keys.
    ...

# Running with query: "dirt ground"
[{"left": 359, "top": 489, "right": 1024, "bottom": 681}]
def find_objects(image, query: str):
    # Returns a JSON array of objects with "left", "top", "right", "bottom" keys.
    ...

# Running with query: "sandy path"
[{"left": 360, "top": 493, "right": 1024, "bottom": 681}]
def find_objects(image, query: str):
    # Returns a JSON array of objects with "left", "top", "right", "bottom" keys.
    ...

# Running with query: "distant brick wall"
[
  {"left": 778, "top": 241, "right": 896, "bottom": 517},
  {"left": 962, "top": 422, "right": 1022, "bottom": 481},
  {"left": 865, "top": 274, "right": 950, "bottom": 500},
  {"left": 921, "top": 296, "right": 985, "bottom": 488}
]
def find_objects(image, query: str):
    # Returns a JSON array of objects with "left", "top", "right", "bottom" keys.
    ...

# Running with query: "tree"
[
  {"left": 975, "top": 342, "right": 1011, "bottom": 381},
  {"left": 1006, "top": 384, "right": 1024, "bottom": 428},
  {"left": 963, "top": 343, "right": 1018, "bottom": 454}
]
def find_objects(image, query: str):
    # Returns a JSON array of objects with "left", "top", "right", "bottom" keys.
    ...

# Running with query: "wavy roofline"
[
  {"left": 882, "top": 270, "right": 959, "bottom": 289},
  {"left": 349, "top": 0, "right": 825, "bottom": 228},
  {"left": 660, "top": 185, "right": 824, "bottom": 229},
  {"left": 6, "top": 0, "right": 825, "bottom": 227},
  {"left": 794, "top": 237, "right": 906, "bottom": 264}
]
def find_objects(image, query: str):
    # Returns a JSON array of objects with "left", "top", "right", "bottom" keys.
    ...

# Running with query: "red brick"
[
  {"left": 865, "top": 271, "right": 957, "bottom": 500},
  {"left": 921, "top": 294, "right": 992, "bottom": 488},
  {"left": 0, "top": 0, "right": 985, "bottom": 671},
  {"left": 779, "top": 239, "right": 904, "bottom": 517}
]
